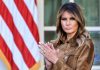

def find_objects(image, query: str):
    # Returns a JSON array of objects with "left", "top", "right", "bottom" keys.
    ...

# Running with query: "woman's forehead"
[{"left": 61, "top": 11, "right": 75, "bottom": 17}]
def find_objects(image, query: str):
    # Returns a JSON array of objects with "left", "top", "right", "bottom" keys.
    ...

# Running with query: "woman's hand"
[{"left": 39, "top": 42, "right": 59, "bottom": 64}]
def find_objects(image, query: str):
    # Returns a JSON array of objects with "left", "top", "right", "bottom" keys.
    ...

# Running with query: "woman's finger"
[
  {"left": 39, "top": 42, "right": 46, "bottom": 47},
  {"left": 48, "top": 42, "right": 55, "bottom": 50}
]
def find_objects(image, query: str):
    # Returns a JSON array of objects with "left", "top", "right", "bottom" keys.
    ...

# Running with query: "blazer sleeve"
[
  {"left": 54, "top": 59, "right": 73, "bottom": 70},
  {"left": 76, "top": 39, "right": 94, "bottom": 70}
]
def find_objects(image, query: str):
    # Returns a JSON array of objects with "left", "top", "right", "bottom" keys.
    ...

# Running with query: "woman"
[{"left": 39, "top": 2, "right": 94, "bottom": 70}]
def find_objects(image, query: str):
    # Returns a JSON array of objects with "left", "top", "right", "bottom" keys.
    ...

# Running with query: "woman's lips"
[{"left": 65, "top": 27, "right": 72, "bottom": 30}]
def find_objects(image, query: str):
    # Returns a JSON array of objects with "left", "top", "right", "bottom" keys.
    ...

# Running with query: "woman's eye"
[
  {"left": 70, "top": 17, "right": 75, "bottom": 20},
  {"left": 61, "top": 18, "right": 67, "bottom": 20}
]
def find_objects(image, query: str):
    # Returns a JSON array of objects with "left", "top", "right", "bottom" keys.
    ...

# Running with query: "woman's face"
[{"left": 61, "top": 11, "right": 78, "bottom": 35}]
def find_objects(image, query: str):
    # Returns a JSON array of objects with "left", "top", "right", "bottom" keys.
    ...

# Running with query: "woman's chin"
[{"left": 65, "top": 31, "right": 74, "bottom": 34}]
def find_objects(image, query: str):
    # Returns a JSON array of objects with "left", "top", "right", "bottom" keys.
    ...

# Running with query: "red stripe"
[
  {"left": 0, "top": 35, "right": 19, "bottom": 70},
  {"left": 34, "top": 0, "right": 37, "bottom": 5},
  {"left": 0, "top": 1, "right": 36, "bottom": 68},
  {"left": 14, "top": 0, "right": 39, "bottom": 43}
]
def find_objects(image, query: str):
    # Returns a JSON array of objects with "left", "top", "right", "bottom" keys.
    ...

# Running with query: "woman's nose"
[{"left": 66, "top": 20, "right": 70, "bottom": 25}]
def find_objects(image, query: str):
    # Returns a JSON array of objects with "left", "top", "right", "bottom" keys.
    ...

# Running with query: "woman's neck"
[{"left": 67, "top": 32, "right": 77, "bottom": 41}]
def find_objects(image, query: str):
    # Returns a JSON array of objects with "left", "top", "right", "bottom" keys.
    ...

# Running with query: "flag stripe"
[
  {"left": 24, "top": 0, "right": 38, "bottom": 25},
  {"left": 0, "top": 1, "right": 36, "bottom": 68},
  {"left": 14, "top": 0, "right": 39, "bottom": 43},
  {"left": 0, "top": 16, "right": 29, "bottom": 70},
  {"left": 0, "top": 35, "right": 19, "bottom": 70},
  {"left": 3, "top": 0, "right": 40, "bottom": 62}
]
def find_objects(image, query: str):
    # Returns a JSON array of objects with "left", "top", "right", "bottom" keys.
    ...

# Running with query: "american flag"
[{"left": 0, "top": 0, "right": 41, "bottom": 70}]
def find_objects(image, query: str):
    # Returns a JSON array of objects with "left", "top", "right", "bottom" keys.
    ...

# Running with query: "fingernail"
[{"left": 39, "top": 42, "right": 42, "bottom": 44}]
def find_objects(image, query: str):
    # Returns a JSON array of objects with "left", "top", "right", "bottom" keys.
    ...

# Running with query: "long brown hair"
[{"left": 56, "top": 2, "right": 85, "bottom": 43}]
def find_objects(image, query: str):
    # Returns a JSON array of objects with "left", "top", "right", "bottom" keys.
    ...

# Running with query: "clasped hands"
[{"left": 39, "top": 42, "right": 59, "bottom": 64}]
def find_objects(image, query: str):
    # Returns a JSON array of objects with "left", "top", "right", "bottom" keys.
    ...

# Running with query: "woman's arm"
[{"left": 76, "top": 39, "right": 94, "bottom": 70}]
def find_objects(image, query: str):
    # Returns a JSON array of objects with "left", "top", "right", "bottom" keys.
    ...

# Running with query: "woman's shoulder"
[
  {"left": 84, "top": 38, "right": 94, "bottom": 49},
  {"left": 77, "top": 30, "right": 94, "bottom": 49},
  {"left": 76, "top": 36, "right": 94, "bottom": 56}
]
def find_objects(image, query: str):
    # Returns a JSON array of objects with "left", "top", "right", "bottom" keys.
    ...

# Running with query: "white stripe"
[
  {"left": 0, "top": 16, "right": 29, "bottom": 70},
  {"left": 0, "top": 17, "right": 2, "bottom": 34},
  {"left": 86, "top": 27, "right": 100, "bottom": 31},
  {"left": 24, "top": 0, "right": 38, "bottom": 25},
  {"left": 69, "top": 0, "right": 74, "bottom": 2},
  {"left": 3, "top": 0, "right": 41, "bottom": 62},
  {"left": 92, "top": 66, "right": 100, "bottom": 70}
]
